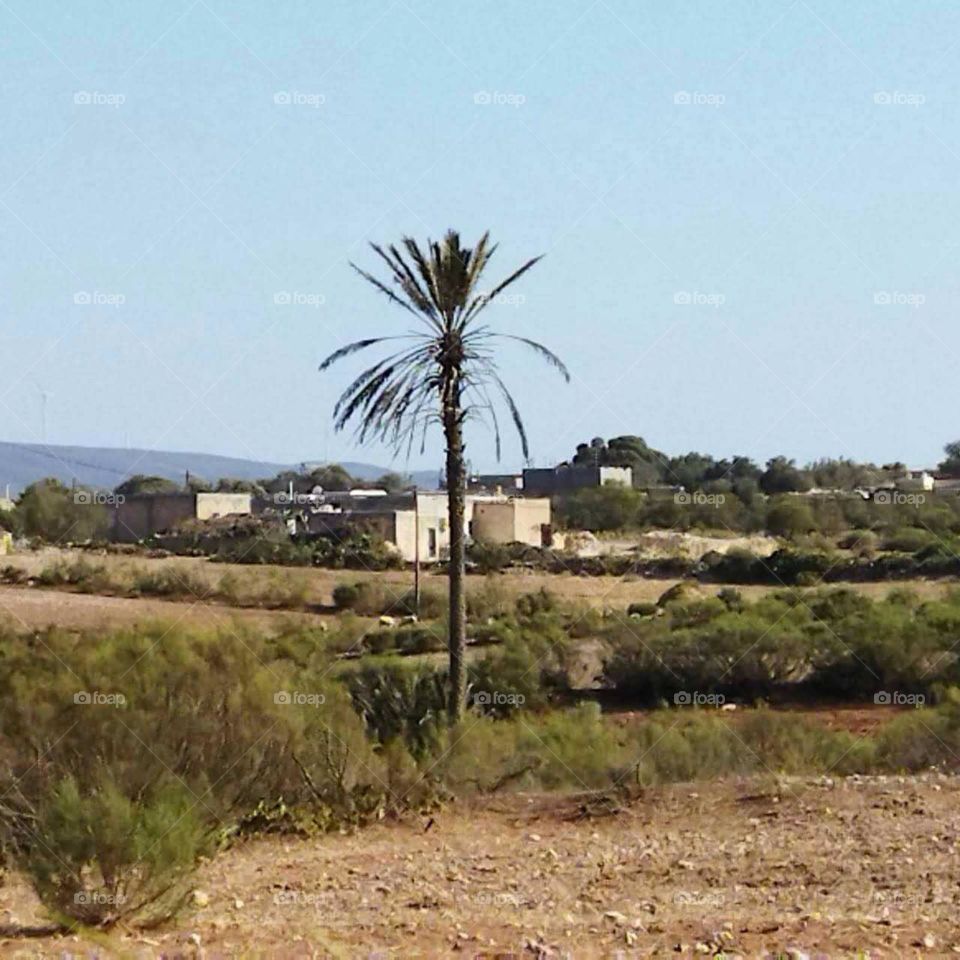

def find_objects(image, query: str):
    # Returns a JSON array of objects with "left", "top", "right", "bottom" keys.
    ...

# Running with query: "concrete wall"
[
  {"left": 522, "top": 464, "right": 633, "bottom": 495},
  {"left": 195, "top": 492, "right": 252, "bottom": 520},
  {"left": 471, "top": 498, "right": 551, "bottom": 547},
  {"left": 112, "top": 492, "right": 251, "bottom": 542},
  {"left": 394, "top": 493, "right": 449, "bottom": 562},
  {"left": 112, "top": 494, "right": 196, "bottom": 542}
]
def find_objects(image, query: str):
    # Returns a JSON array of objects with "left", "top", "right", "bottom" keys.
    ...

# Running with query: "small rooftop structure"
[{"left": 522, "top": 464, "right": 632, "bottom": 496}]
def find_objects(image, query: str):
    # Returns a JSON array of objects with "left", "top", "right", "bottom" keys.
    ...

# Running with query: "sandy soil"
[{"left": 0, "top": 775, "right": 958, "bottom": 957}]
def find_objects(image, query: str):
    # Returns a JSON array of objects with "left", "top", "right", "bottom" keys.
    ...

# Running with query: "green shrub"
[
  {"left": 20, "top": 777, "right": 207, "bottom": 928},
  {"left": 881, "top": 527, "right": 936, "bottom": 553},
  {"left": 467, "top": 539, "right": 512, "bottom": 574},
  {"left": 466, "top": 576, "right": 511, "bottom": 620},
  {"left": 332, "top": 582, "right": 360, "bottom": 610},
  {"left": 395, "top": 626, "right": 446, "bottom": 655},
  {"left": 343, "top": 663, "right": 447, "bottom": 758},
  {"left": 130, "top": 565, "right": 211, "bottom": 600},
  {"left": 331, "top": 581, "right": 442, "bottom": 618},
  {"left": 363, "top": 629, "right": 396, "bottom": 655}
]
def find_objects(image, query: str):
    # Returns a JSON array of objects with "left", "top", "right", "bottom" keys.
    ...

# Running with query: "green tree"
[
  {"left": 561, "top": 483, "right": 642, "bottom": 531},
  {"left": 375, "top": 471, "right": 411, "bottom": 492},
  {"left": 759, "top": 457, "right": 812, "bottom": 495},
  {"left": 320, "top": 230, "right": 568, "bottom": 722},
  {"left": 16, "top": 479, "right": 108, "bottom": 542},
  {"left": 114, "top": 475, "right": 180, "bottom": 497},
  {"left": 766, "top": 496, "right": 816, "bottom": 537},
  {"left": 939, "top": 441, "right": 960, "bottom": 477}
]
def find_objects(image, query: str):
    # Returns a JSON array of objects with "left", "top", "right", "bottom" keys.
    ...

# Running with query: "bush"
[
  {"left": 20, "top": 777, "right": 207, "bottom": 928},
  {"left": 332, "top": 583, "right": 360, "bottom": 610},
  {"left": 15, "top": 479, "right": 109, "bottom": 543},
  {"left": 559, "top": 484, "right": 643, "bottom": 532},
  {"left": 466, "top": 577, "right": 511, "bottom": 620},
  {"left": 766, "top": 497, "right": 817, "bottom": 537},
  {"left": 395, "top": 626, "right": 446, "bottom": 655},
  {"left": 343, "top": 663, "right": 447, "bottom": 758},
  {"left": 881, "top": 527, "right": 936, "bottom": 553},
  {"left": 332, "top": 580, "right": 444, "bottom": 618},
  {"left": 362, "top": 630, "right": 396, "bottom": 655},
  {"left": 467, "top": 539, "right": 512, "bottom": 574}
]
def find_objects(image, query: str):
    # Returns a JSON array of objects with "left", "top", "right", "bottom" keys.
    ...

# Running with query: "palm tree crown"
[{"left": 319, "top": 230, "right": 570, "bottom": 458}]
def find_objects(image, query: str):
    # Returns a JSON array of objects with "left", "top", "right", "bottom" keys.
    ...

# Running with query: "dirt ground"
[
  {"left": 0, "top": 547, "right": 955, "bottom": 634},
  {"left": 0, "top": 775, "right": 958, "bottom": 958},
  {"left": 0, "top": 584, "right": 319, "bottom": 632}
]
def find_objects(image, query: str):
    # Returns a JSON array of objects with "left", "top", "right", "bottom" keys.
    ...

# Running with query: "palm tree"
[{"left": 319, "top": 230, "right": 569, "bottom": 722}]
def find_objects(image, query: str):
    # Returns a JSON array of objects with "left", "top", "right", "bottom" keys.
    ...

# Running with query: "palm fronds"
[{"left": 321, "top": 230, "right": 567, "bottom": 459}]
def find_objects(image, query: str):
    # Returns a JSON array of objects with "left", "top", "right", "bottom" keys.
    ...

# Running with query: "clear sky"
[{"left": 1, "top": 0, "right": 957, "bottom": 475}]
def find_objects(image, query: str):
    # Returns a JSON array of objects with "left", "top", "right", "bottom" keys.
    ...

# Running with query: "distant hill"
[{"left": 0, "top": 441, "right": 440, "bottom": 495}]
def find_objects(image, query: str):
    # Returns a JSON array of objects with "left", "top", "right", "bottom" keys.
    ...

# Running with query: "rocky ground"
[{"left": 1, "top": 774, "right": 959, "bottom": 957}]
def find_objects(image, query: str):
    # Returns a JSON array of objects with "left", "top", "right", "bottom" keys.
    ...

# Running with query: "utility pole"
[{"left": 413, "top": 485, "right": 420, "bottom": 617}]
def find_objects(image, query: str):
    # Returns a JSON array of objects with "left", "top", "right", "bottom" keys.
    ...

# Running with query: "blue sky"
[{"left": 0, "top": 0, "right": 957, "bottom": 475}]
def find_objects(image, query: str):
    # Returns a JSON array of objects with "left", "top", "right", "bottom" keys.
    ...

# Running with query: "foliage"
[
  {"left": 15, "top": 479, "right": 109, "bottom": 543},
  {"left": 113, "top": 475, "right": 181, "bottom": 497},
  {"left": 560, "top": 483, "right": 643, "bottom": 531},
  {"left": 21, "top": 777, "right": 206, "bottom": 928},
  {"left": 602, "top": 587, "right": 960, "bottom": 703}
]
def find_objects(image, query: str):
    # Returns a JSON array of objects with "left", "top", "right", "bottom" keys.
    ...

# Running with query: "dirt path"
[
  {"left": 0, "top": 584, "right": 320, "bottom": 631},
  {"left": 0, "top": 775, "right": 957, "bottom": 957}
]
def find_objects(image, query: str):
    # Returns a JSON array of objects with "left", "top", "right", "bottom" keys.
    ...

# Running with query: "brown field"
[
  {"left": 0, "top": 547, "right": 955, "bottom": 634},
  {"left": 0, "top": 774, "right": 956, "bottom": 957}
]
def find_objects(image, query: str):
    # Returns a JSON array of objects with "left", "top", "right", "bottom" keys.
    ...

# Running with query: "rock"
[
  {"left": 378, "top": 615, "right": 397, "bottom": 627},
  {"left": 192, "top": 890, "right": 210, "bottom": 907}
]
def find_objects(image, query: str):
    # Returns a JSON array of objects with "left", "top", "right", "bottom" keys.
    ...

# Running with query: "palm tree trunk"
[{"left": 443, "top": 410, "right": 468, "bottom": 724}]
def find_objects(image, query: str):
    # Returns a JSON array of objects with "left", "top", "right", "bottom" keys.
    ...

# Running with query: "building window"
[{"left": 427, "top": 527, "right": 437, "bottom": 557}]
